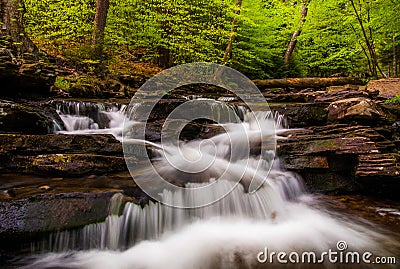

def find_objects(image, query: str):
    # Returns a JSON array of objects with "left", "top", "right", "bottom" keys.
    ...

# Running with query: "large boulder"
[
  {"left": 0, "top": 48, "right": 56, "bottom": 97},
  {"left": 327, "top": 97, "right": 388, "bottom": 123},
  {"left": 270, "top": 103, "right": 328, "bottom": 127},
  {"left": 0, "top": 191, "right": 119, "bottom": 235},
  {"left": 0, "top": 190, "right": 124, "bottom": 254},
  {"left": 0, "top": 100, "right": 62, "bottom": 134}
]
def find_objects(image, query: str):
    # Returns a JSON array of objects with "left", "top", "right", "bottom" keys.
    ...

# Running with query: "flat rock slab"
[
  {"left": 356, "top": 153, "right": 400, "bottom": 177},
  {"left": 278, "top": 136, "right": 377, "bottom": 156},
  {"left": 367, "top": 78, "right": 400, "bottom": 98},
  {"left": 0, "top": 191, "right": 118, "bottom": 235},
  {"left": 0, "top": 134, "right": 126, "bottom": 177},
  {"left": 9, "top": 154, "right": 127, "bottom": 177},
  {"left": 0, "top": 134, "right": 122, "bottom": 155},
  {"left": 0, "top": 172, "right": 147, "bottom": 251}
]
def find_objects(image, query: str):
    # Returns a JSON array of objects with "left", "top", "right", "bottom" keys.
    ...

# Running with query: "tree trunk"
[
  {"left": 284, "top": 1, "right": 309, "bottom": 65},
  {"left": 394, "top": 36, "right": 398, "bottom": 78},
  {"left": 92, "top": 0, "right": 110, "bottom": 59},
  {"left": 349, "top": 0, "right": 385, "bottom": 78},
  {"left": 222, "top": 0, "right": 242, "bottom": 65},
  {"left": 253, "top": 77, "right": 365, "bottom": 89},
  {"left": 158, "top": 46, "right": 172, "bottom": 68},
  {"left": 156, "top": 3, "right": 173, "bottom": 68},
  {"left": 0, "top": 0, "right": 37, "bottom": 56}
]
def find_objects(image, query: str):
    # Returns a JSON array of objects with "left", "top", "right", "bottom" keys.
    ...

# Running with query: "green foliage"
[
  {"left": 144, "top": 0, "right": 232, "bottom": 65},
  {"left": 25, "top": 0, "right": 232, "bottom": 68},
  {"left": 385, "top": 95, "right": 400, "bottom": 104},
  {"left": 298, "top": 0, "right": 400, "bottom": 77},
  {"left": 55, "top": 77, "right": 70, "bottom": 91},
  {"left": 297, "top": 0, "right": 361, "bottom": 76},
  {"left": 23, "top": 0, "right": 400, "bottom": 79},
  {"left": 25, "top": 0, "right": 95, "bottom": 49},
  {"left": 230, "top": 0, "right": 302, "bottom": 78},
  {"left": 367, "top": 0, "right": 400, "bottom": 70}
]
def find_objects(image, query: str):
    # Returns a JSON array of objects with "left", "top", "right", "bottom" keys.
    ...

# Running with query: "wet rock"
[
  {"left": 0, "top": 100, "right": 61, "bottom": 134},
  {"left": 0, "top": 172, "right": 147, "bottom": 254},
  {"left": 356, "top": 153, "right": 400, "bottom": 177},
  {"left": 278, "top": 136, "right": 377, "bottom": 156},
  {"left": 300, "top": 172, "right": 359, "bottom": 194},
  {"left": 270, "top": 103, "right": 328, "bottom": 127},
  {"left": 0, "top": 191, "right": 119, "bottom": 236},
  {"left": 284, "top": 156, "right": 329, "bottom": 170},
  {"left": 144, "top": 120, "right": 208, "bottom": 142},
  {"left": 134, "top": 99, "right": 239, "bottom": 123}
]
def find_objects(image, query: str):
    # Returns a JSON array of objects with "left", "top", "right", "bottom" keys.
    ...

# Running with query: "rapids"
[{"left": 20, "top": 100, "right": 399, "bottom": 269}]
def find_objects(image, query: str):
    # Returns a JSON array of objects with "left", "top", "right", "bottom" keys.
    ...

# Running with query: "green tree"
[
  {"left": 284, "top": 0, "right": 310, "bottom": 66},
  {"left": 230, "top": 0, "right": 301, "bottom": 78},
  {"left": 297, "top": 0, "right": 363, "bottom": 76},
  {"left": 1, "top": 0, "right": 37, "bottom": 55},
  {"left": 348, "top": 0, "right": 385, "bottom": 77},
  {"left": 92, "top": 0, "right": 110, "bottom": 59},
  {"left": 222, "top": 0, "right": 243, "bottom": 65},
  {"left": 25, "top": 0, "right": 95, "bottom": 58}
]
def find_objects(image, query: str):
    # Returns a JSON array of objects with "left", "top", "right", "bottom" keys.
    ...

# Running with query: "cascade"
[{"left": 23, "top": 99, "right": 398, "bottom": 269}]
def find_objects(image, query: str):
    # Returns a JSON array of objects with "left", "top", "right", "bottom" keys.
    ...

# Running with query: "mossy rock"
[{"left": 63, "top": 76, "right": 124, "bottom": 98}]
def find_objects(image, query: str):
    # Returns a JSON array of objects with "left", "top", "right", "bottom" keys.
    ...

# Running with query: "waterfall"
[
  {"left": 26, "top": 99, "right": 398, "bottom": 269},
  {"left": 50, "top": 100, "right": 135, "bottom": 140},
  {"left": 32, "top": 171, "right": 305, "bottom": 253}
]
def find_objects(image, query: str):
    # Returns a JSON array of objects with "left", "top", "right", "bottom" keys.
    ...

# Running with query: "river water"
[{"left": 12, "top": 100, "right": 400, "bottom": 268}]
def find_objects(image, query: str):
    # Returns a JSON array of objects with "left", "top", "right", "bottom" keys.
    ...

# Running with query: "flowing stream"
[{"left": 20, "top": 100, "right": 399, "bottom": 268}]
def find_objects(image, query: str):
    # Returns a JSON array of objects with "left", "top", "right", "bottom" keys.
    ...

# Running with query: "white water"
[
  {"left": 28, "top": 100, "right": 398, "bottom": 269},
  {"left": 52, "top": 100, "right": 136, "bottom": 140}
]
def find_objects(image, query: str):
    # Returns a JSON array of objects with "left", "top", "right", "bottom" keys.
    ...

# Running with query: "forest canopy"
[{"left": 20, "top": 0, "right": 400, "bottom": 79}]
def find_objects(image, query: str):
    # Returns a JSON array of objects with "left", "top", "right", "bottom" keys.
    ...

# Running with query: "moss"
[
  {"left": 55, "top": 77, "right": 71, "bottom": 91},
  {"left": 311, "top": 139, "right": 340, "bottom": 151},
  {"left": 49, "top": 154, "right": 72, "bottom": 163},
  {"left": 385, "top": 95, "right": 400, "bottom": 103}
]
